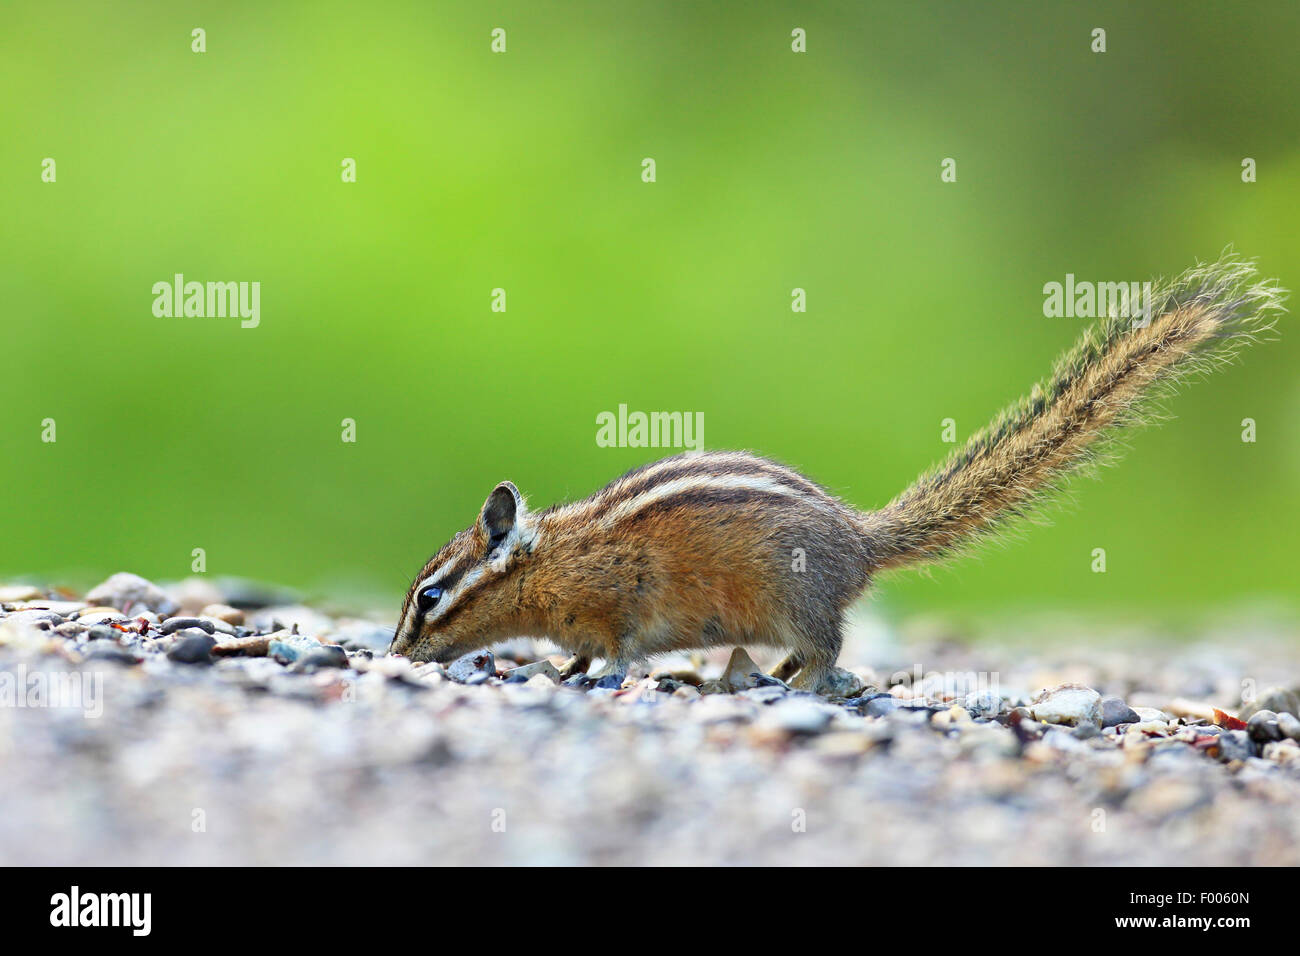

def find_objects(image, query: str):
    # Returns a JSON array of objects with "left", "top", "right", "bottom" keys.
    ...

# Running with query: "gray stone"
[
  {"left": 87, "top": 624, "right": 119, "bottom": 642},
  {"left": 86, "top": 572, "right": 178, "bottom": 616},
  {"left": 814, "top": 666, "right": 866, "bottom": 699},
  {"left": 160, "top": 616, "right": 216, "bottom": 636},
  {"left": 1132, "top": 706, "right": 1172, "bottom": 723},
  {"left": 76, "top": 609, "right": 127, "bottom": 626},
  {"left": 1100, "top": 695, "right": 1140, "bottom": 728},
  {"left": 1276, "top": 711, "right": 1300, "bottom": 743},
  {"left": 268, "top": 635, "right": 320, "bottom": 665},
  {"left": 1216, "top": 730, "right": 1256, "bottom": 763},
  {"left": 502, "top": 660, "right": 561, "bottom": 684},
  {"left": 1247, "top": 710, "right": 1283, "bottom": 743},
  {"left": 721, "top": 647, "right": 764, "bottom": 692},
  {"left": 294, "top": 645, "right": 349, "bottom": 672},
  {"left": 167, "top": 632, "right": 217, "bottom": 664},
  {"left": 1029, "top": 683, "right": 1102, "bottom": 726},
  {"left": 447, "top": 651, "right": 495, "bottom": 683},
  {"left": 523, "top": 673, "right": 559, "bottom": 692}
]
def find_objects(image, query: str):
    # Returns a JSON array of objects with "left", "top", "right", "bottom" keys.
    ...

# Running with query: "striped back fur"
[
  {"left": 550, "top": 451, "right": 848, "bottom": 528},
  {"left": 862, "top": 254, "right": 1285, "bottom": 573}
]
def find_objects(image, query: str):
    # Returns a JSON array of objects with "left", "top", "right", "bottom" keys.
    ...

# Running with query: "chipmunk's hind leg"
[
  {"left": 769, "top": 651, "right": 804, "bottom": 682},
  {"left": 788, "top": 618, "right": 850, "bottom": 696}
]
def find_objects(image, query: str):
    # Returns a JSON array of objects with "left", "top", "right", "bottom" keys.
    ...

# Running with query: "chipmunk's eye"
[{"left": 417, "top": 586, "right": 443, "bottom": 614}]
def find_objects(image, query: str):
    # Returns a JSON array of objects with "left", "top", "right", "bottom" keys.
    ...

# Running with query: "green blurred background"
[{"left": 2, "top": 1, "right": 1297, "bottom": 627}]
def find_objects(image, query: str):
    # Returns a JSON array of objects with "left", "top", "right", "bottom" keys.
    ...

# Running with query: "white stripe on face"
[
  {"left": 597, "top": 472, "right": 809, "bottom": 529},
  {"left": 418, "top": 565, "right": 484, "bottom": 623}
]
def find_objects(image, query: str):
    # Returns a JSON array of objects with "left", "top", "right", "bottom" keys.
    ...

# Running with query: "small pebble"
[
  {"left": 1029, "top": 684, "right": 1102, "bottom": 726},
  {"left": 86, "top": 572, "right": 178, "bottom": 616},
  {"left": 1276, "top": 711, "right": 1300, "bottom": 743},
  {"left": 294, "top": 645, "right": 349, "bottom": 672},
  {"left": 167, "top": 633, "right": 217, "bottom": 664},
  {"left": 502, "top": 660, "right": 561, "bottom": 684},
  {"left": 1215, "top": 730, "right": 1256, "bottom": 763},
  {"left": 1100, "top": 696, "right": 1140, "bottom": 728},
  {"left": 447, "top": 651, "right": 495, "bottom": 683},
  {"left": 1247, "top": 710, "right": 1283, "bottom": 743},
  {"left": 721, "top": 647, "right": 764, "bottom": 693},
  {"left": 161, "top": 617, "right": 217, "bottom": 636}
]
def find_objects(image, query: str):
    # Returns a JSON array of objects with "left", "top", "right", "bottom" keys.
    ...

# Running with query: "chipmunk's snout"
[
  {"left": 404, "top": 636, "right": 458, "bottom": 665},
  {"left": 387, "top": 624, "right": 410, "bottom": 657},
  {"left": 388, "top": 616, "right": 458, "bottom": 664}
]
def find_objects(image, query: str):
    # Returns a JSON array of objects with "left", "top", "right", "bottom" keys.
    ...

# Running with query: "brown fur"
[{"left": 391, "top": 255, "right": 1283, "bottom": 693}]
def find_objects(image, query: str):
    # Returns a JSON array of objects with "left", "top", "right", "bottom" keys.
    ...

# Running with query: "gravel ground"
[{"left": 2, "top": 572, "right": 1299, "bottom": 866}]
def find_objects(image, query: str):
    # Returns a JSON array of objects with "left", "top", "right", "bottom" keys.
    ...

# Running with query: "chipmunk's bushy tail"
[{"left": 863, "top": 254, "right": 1285, "bottom": 573}]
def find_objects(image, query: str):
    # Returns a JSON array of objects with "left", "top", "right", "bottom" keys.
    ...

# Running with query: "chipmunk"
[{"left": 390, "top": 256, "right": 1283, "bottom": 694}]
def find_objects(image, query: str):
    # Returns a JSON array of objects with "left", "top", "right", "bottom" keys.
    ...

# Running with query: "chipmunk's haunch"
[{"left": 391, "top": 256, "right": 1284, "bottom": 693}]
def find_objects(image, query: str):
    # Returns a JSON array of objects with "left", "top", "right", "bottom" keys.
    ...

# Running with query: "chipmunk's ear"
[{"left": 480, "top": 481, "right": 524, "bottom": 545}]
